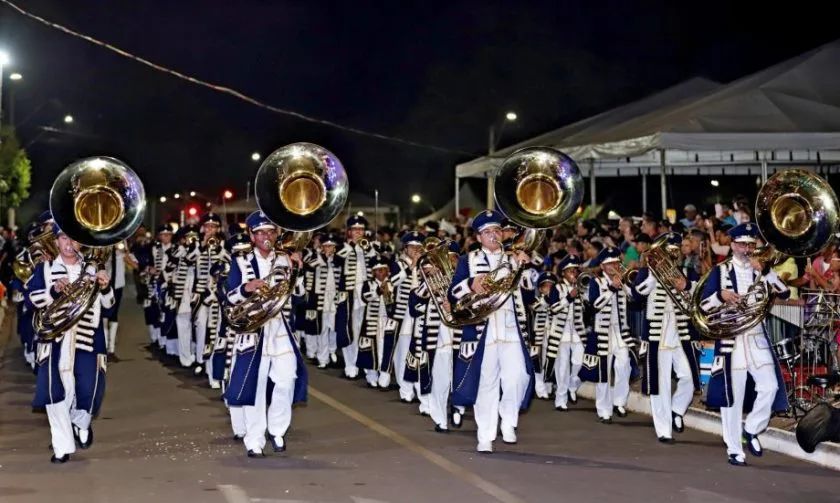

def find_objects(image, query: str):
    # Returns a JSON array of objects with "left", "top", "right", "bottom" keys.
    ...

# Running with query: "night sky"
[{"left": 2, "top": 0, "right": 839, "bottom": 224}]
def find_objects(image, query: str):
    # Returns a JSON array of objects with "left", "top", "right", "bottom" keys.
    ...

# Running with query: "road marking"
[
  {"left": 308, "top": 386, "right": 527, "bottom": 503},
  {"left": 218, "top": 484, "right": 389, "bottom": 503}
]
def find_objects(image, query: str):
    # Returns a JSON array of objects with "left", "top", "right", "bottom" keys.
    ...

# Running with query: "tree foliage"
[{"left": 0, "top": 126, "right": 33, "bottom": 211}]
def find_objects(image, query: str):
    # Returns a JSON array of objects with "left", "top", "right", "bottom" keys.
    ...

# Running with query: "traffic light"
[
  {"left": 223, "top": 190, "right": 233, "bottom": 200},
  {"left": 188, "top": 206, "right": 198, "bottom": 217}
]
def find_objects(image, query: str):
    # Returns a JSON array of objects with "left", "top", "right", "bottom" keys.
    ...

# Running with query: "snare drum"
[{"left": 773, "top": 337, "right": 799, "bottom": 362}]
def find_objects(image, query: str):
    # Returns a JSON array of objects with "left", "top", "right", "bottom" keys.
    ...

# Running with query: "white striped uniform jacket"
[
  {"left": 28, "top": 258, "right": 115, "bottom": 352},
  {"left": 336, "top": 242, "right": 377, "bottom": 292},
  {"left": 166, "top": 244, "right": 198, "bottom": 309},
  {"left": 698, "top": 261, "right": 788, "bottom": 356},
  {"left": 309, "top": 253, "right": 345, "bottom": 310},
  {"left": 361, "top": 279, "right": 397, "bottom": 333},
  {"left": 410, "top": 281, "right": 466, "bottom": 354},
  {"left": 589, "top": 274, "right": 634, "bottom": 356},
  {"left": 393, "top": 256, "right": 420, "bottom": 322},
  {"left": 193, "top": 243, "right": 228, "bottom": 299},
  {"left": 544, "top": 281, "right": 586, "bottom": 359},
  {"left": 634, "top": 271, "right": 692, "bottom": 343}
]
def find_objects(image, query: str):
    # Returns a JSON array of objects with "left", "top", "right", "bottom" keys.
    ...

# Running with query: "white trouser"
[
  {"left": 228, "top": 402, "right": 247, "bottom": 437},
  {"left": 317, "top": 311, "right": 337, "bottom": 366},
  {"left": 194, "top": 306, "right": 209, "bottom": 365},
  {"left": 720, "top": 335, "right": 779, "bottom": 458},
  {"left": 429, "top": 348, "right": 453, "bottom": 428},
  {"left": 595, "top": 347, "right": 631, "bottom": 419},
  {"left": 394, "top": 324, "right": 414, "bottom": 400},
  {"left": 46, "top": 337, "right": 93, "bottom": 458},
  {"left": 176, "top": 310, "right": 194, "bottom": 367},
  {"left": 342, "top": 305, "right": 362, "bottom": 377},
  {"left": 242, "top": 351, "right": 297, "bottom": 452},
  {"left": 303, "top": 332, "right": 316, "bottom": 358},
  {"left": 148, "top": 325, "right": 160, "bottom": 344},
  {"left": 650, "top": 347, "right": 695, "bottom": 439},
  {"left": 105, "top": 321, "right": 119, "bottom": 354},
  {"left": 474, "top": 339, "right": 529, "bottom": 446},
  {"left": 555, "top": 342, "right": 584, "bottom": 408}
]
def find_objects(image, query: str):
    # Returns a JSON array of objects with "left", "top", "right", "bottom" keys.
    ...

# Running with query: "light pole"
[
  {"left": 0, "top": 51, "right": 10, "bottom": 125},
  {"left": 8, "top": 72, "right": 21, "bottom": 127},
  {"left": 486, "top": 111, "right": 518, "bottom": 209}
]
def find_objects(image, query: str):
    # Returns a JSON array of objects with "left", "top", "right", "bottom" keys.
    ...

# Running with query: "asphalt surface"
[{"left": 0, "top": 286, "right": 837, "bottom": 503}]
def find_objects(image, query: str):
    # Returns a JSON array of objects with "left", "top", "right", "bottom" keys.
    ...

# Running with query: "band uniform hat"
[
  {"left": 156, "top": 224, "right": 173, "bottom": 235},
  {"left": 660, "top": 232, "right": 682, "bottom": 247},
  {"left": 501, "top": 218, "right": 518, "bottom": 231},
  {"left": 472, "top": 209, "right": 504, "bottom": 233},
  {"left": 37, "top": 210, "right": 55, "bottom": 225},
  {"left": 728, "top": 222, "right": 759, "bottom": 243},
  {"left": 424, "top": 221, "right": 439, "bottom": 234},
  {"left": 321, "top": 232, "right": 341, "bottom": 247},
  {"left": 595, "top": 246, "right": 621, "bottom": 266},
  {"left": 369, "top": 255, "right": 390, "bottom": 271},
  {"left": 226, "top": 233, "right": 251, "bottom": 253},
  {"left": 347, "top": 215, "right": 368, "bottom": 229},
  {"left": 447, "top": 241, "right": 461, "bottom": 255},
  {"left": 557, "top": 254, "right": 582, "bottom": 270},
  {"left": 200, "top": 212, "right": 223, "bottom": 226},
  {"left": 400, "top": 231, "right": 425, "bottom": 247},
  {"left": 246, "top": 211, "right": 276, "bottom": 233},
  {"left": 537, "top": 271, "right": 558, "bottom": 286}
]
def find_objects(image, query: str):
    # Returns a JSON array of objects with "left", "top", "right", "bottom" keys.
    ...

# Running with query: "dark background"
[{"left": 2, "top": 0, "right": 838, "bottom": 224}]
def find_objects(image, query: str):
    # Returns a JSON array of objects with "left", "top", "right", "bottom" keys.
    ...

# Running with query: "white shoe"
[
  {"left": 209, "top": 381, "right": 221, "bottom": 390},
  {"left": 501, "top": 426, "right": 517, "bottom": 444},
  {"left": 477, "top": 442, "right": 493, "bottom": 453}
]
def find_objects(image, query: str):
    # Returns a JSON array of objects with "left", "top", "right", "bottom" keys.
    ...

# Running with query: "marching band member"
[
  {"left": 27, "top": 225, "right": 114, "bottom": 463},
  {"left": 102, "top": 241, "right": 130, "bottom": 360},
  {"left": 357, "top": 256, "right": 399, "bottom": 388},
  {"left": 580, "top": 247, "right": 637, "bottom": 423},
  {"left": 529, "top": 272, "right": 557, "bottom": 400},
  {"left": 393, "top": 231, "right": 424, "bottom": 401},
  {"left": 164, "top": 226, "right": 199, "bottom": 365},
  {"left": 699, "top": 223, "right": 789, "bottom": 466},
  {"left": 147, "top": 226, "right": 173, "bottom": 348},
  {"left": 224, "top": 211, "right": 307, "bottom": 457},
  {"left": 192, "top": 212, "right": 225, "bottom": 376},
  {"left": 632, "top": 233, "right": 701, "bottom": 443},
  {"left": 448, "top": 210, "right": 534, "bottom": 453},
  {"left": 12, "top": 220, "right": 49, "bottom": 369},
  {"left": 540, "top": 256, "right": 586, "bottom": 411},
  {"left": 412, "top": 240, "right": 465, "bottom": 431},
  {"left": 304, "top": 232, "right": 348, "bottom": 369},
  {"left": 336, "top": 215, "right": 377, "bottom": 379}
]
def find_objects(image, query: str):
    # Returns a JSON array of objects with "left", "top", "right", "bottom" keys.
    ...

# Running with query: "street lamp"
[
  {"left": 505, "top": 111, "right": 518, "bottom": 121},
  {"left": 9, "top": 72, "right": 21, "bottom": 81},
  {"left": 251, "top": 152, "right": 261, "bottom": 162},
  {"left": 411, "top": 194, "right": 421, "bottom": 204},
  {"left": 174, "top": 192, "right": 181, "bottom": 199},
  {"left": 159, "top": 196, "right": 167, "bottom": 203},
  {"left": 710, "top": 179, "right": 720, "bottom": 187},
  {"left": 189, "top": 191, "right": 196, "bottom": 197},
  {"left": 64, "top": 114, "right": 74, "bottom": 124},
  {"left": 223, "top": 190, "right": 233, "bottom": 200}
]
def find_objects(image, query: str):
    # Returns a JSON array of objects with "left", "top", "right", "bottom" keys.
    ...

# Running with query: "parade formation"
[{"left": 8, "top": 142, "right": 840, "bottom": 471}]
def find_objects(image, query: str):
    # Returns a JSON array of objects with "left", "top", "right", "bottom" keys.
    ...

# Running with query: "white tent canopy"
[
  {"left": 418, "top": 182, "right": 483, "bottom": 224},
  {"left": 456, "top": 40, "right": 840, "bottom": 216}
]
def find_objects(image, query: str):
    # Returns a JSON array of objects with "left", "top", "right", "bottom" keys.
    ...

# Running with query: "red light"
[
  {"left": 223, "top": 190, "right": 233, "bottom": 200},
  {"left": 188, "top": 207, "right": 198, "bottom": 216}
]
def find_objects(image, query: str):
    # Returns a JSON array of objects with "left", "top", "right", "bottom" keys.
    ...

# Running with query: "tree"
[{"left": 0, "top": 126, "right": 33, "bottom": 220}]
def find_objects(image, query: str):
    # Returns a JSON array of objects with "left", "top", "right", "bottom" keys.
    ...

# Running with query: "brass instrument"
[
  {"left": 424, "top": 236, "right": 441, "bottom": 252},
  {"left": 684, "top": 169, "right": 838, "bottom": 340},
  {"left": 358, "top": 238, "right": 371, "bottom": 251},
  {"left": 575, "top": 267, "right": 597, "bottom": 292},
  {"left": 224, "top": 143, "right": 349, "bottom": 333},
  {"left": 418, "top": 146, "right": 583, "bottom": 327},
  {"left": 381, "top": 280, "right": 394, "bottom": 305},
  {"left": 33, "top": 157, "right": 146, "bottom": 340},
  {"left": 13, "top": 225, "right": 60, "bottom": 282}
]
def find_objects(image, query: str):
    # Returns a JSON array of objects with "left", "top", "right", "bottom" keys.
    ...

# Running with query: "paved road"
[{"left": 0, "top": 288, "right": 836, "bottom": 503}]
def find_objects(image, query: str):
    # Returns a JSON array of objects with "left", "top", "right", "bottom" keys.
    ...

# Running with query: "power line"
[{"left": 0, "top": 0, "right": 475, "bottom": 156}]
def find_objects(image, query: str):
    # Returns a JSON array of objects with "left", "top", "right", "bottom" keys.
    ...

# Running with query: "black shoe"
[
  {"left": 232, "top": 434, "right": 244, "bottom": 441},
  {"left": 728, "top": 454, "right": 747, "bottom": 466},
  {"left": 658, "top": 437, "right": 675, "bottom": 444},
  {"left": 451, "top": 408, "right": 463, "bottom": 428},
  {"left": 555, "top": 405, "right": 568, "bottom": 412},
  {"left": 269, "top": 435, "right": 286, "bottom": 453},
  {"left": 434, "top": 424, "right": 448, "bottom": 433},
  {"left": 672, "top": 412, "right": 685, "bottom": 433},
  {"left": 600, "top": 417, "right": 613, "bottom": 424},
  {"left": 742, "top": 431, "right": 763, "bottom": 457},
  {"left": 73, "top": 425, "right": 93, "bottom": 450},
  {"left": 568, "top": 390, "right": 578, "bottom": 404},
  {"left": 614, "top": 406, "right": 628, "bottom": 418},
  {"left": 246, "top": 449, "right": 264, "bottom": 458},
  {"left": 50, "top": 454, "right": 70, "bottom": 464}
]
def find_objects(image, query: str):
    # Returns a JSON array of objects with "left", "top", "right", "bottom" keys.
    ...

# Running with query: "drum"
[{"left": 774, "top": 337, "right": 799, "bottom": 362}]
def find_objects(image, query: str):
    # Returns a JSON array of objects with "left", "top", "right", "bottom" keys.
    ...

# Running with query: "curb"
[{"left": 575, "top": 382, "right": 840, "bottom": 471}]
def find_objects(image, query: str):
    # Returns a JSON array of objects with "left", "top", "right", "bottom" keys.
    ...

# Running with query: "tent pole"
[
  {"left": 455, "top": 177, "right": 460, "bottom": 217},
  {"left": 761, "top": 159, "right": 768, "bottom": 183},
  {"left": 588, "top": 158, "right": 596, "bottom": 211},
  {"left": 487, "top": 125, "right": 495, "bottom": 209},
  {"left": 659, "top": 149, "right": 667, "bottom": 218},
  {"left": 642, "top": 172, "right": 648, "bottom": 213}
]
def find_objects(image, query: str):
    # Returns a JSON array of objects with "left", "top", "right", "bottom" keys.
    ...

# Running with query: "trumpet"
[
  {"left": 381, "top": 280, "right": 394, "bottom": 305},
  {"left": 574, "top": 267, "right": 598, "bottom": 292},
  {"left": 358, "top": 238, "right": 371, "bottom": 252}
]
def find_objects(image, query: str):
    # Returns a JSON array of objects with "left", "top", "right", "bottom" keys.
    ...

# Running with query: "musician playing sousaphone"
[
  {"left": 632, "top": 233, "right": 702, "bottom": 444},
  {"left": 224, "top": 211, "right": 307, "bottom": 458},
  {"left": 26, "top": 224, "right": 114, "bottom": 463},
  {"left": 447, "top": 210, "right": 535, "bottom": 453},
  {"left": 699, "top": 223, "right": 790, "bottom": 466}
]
